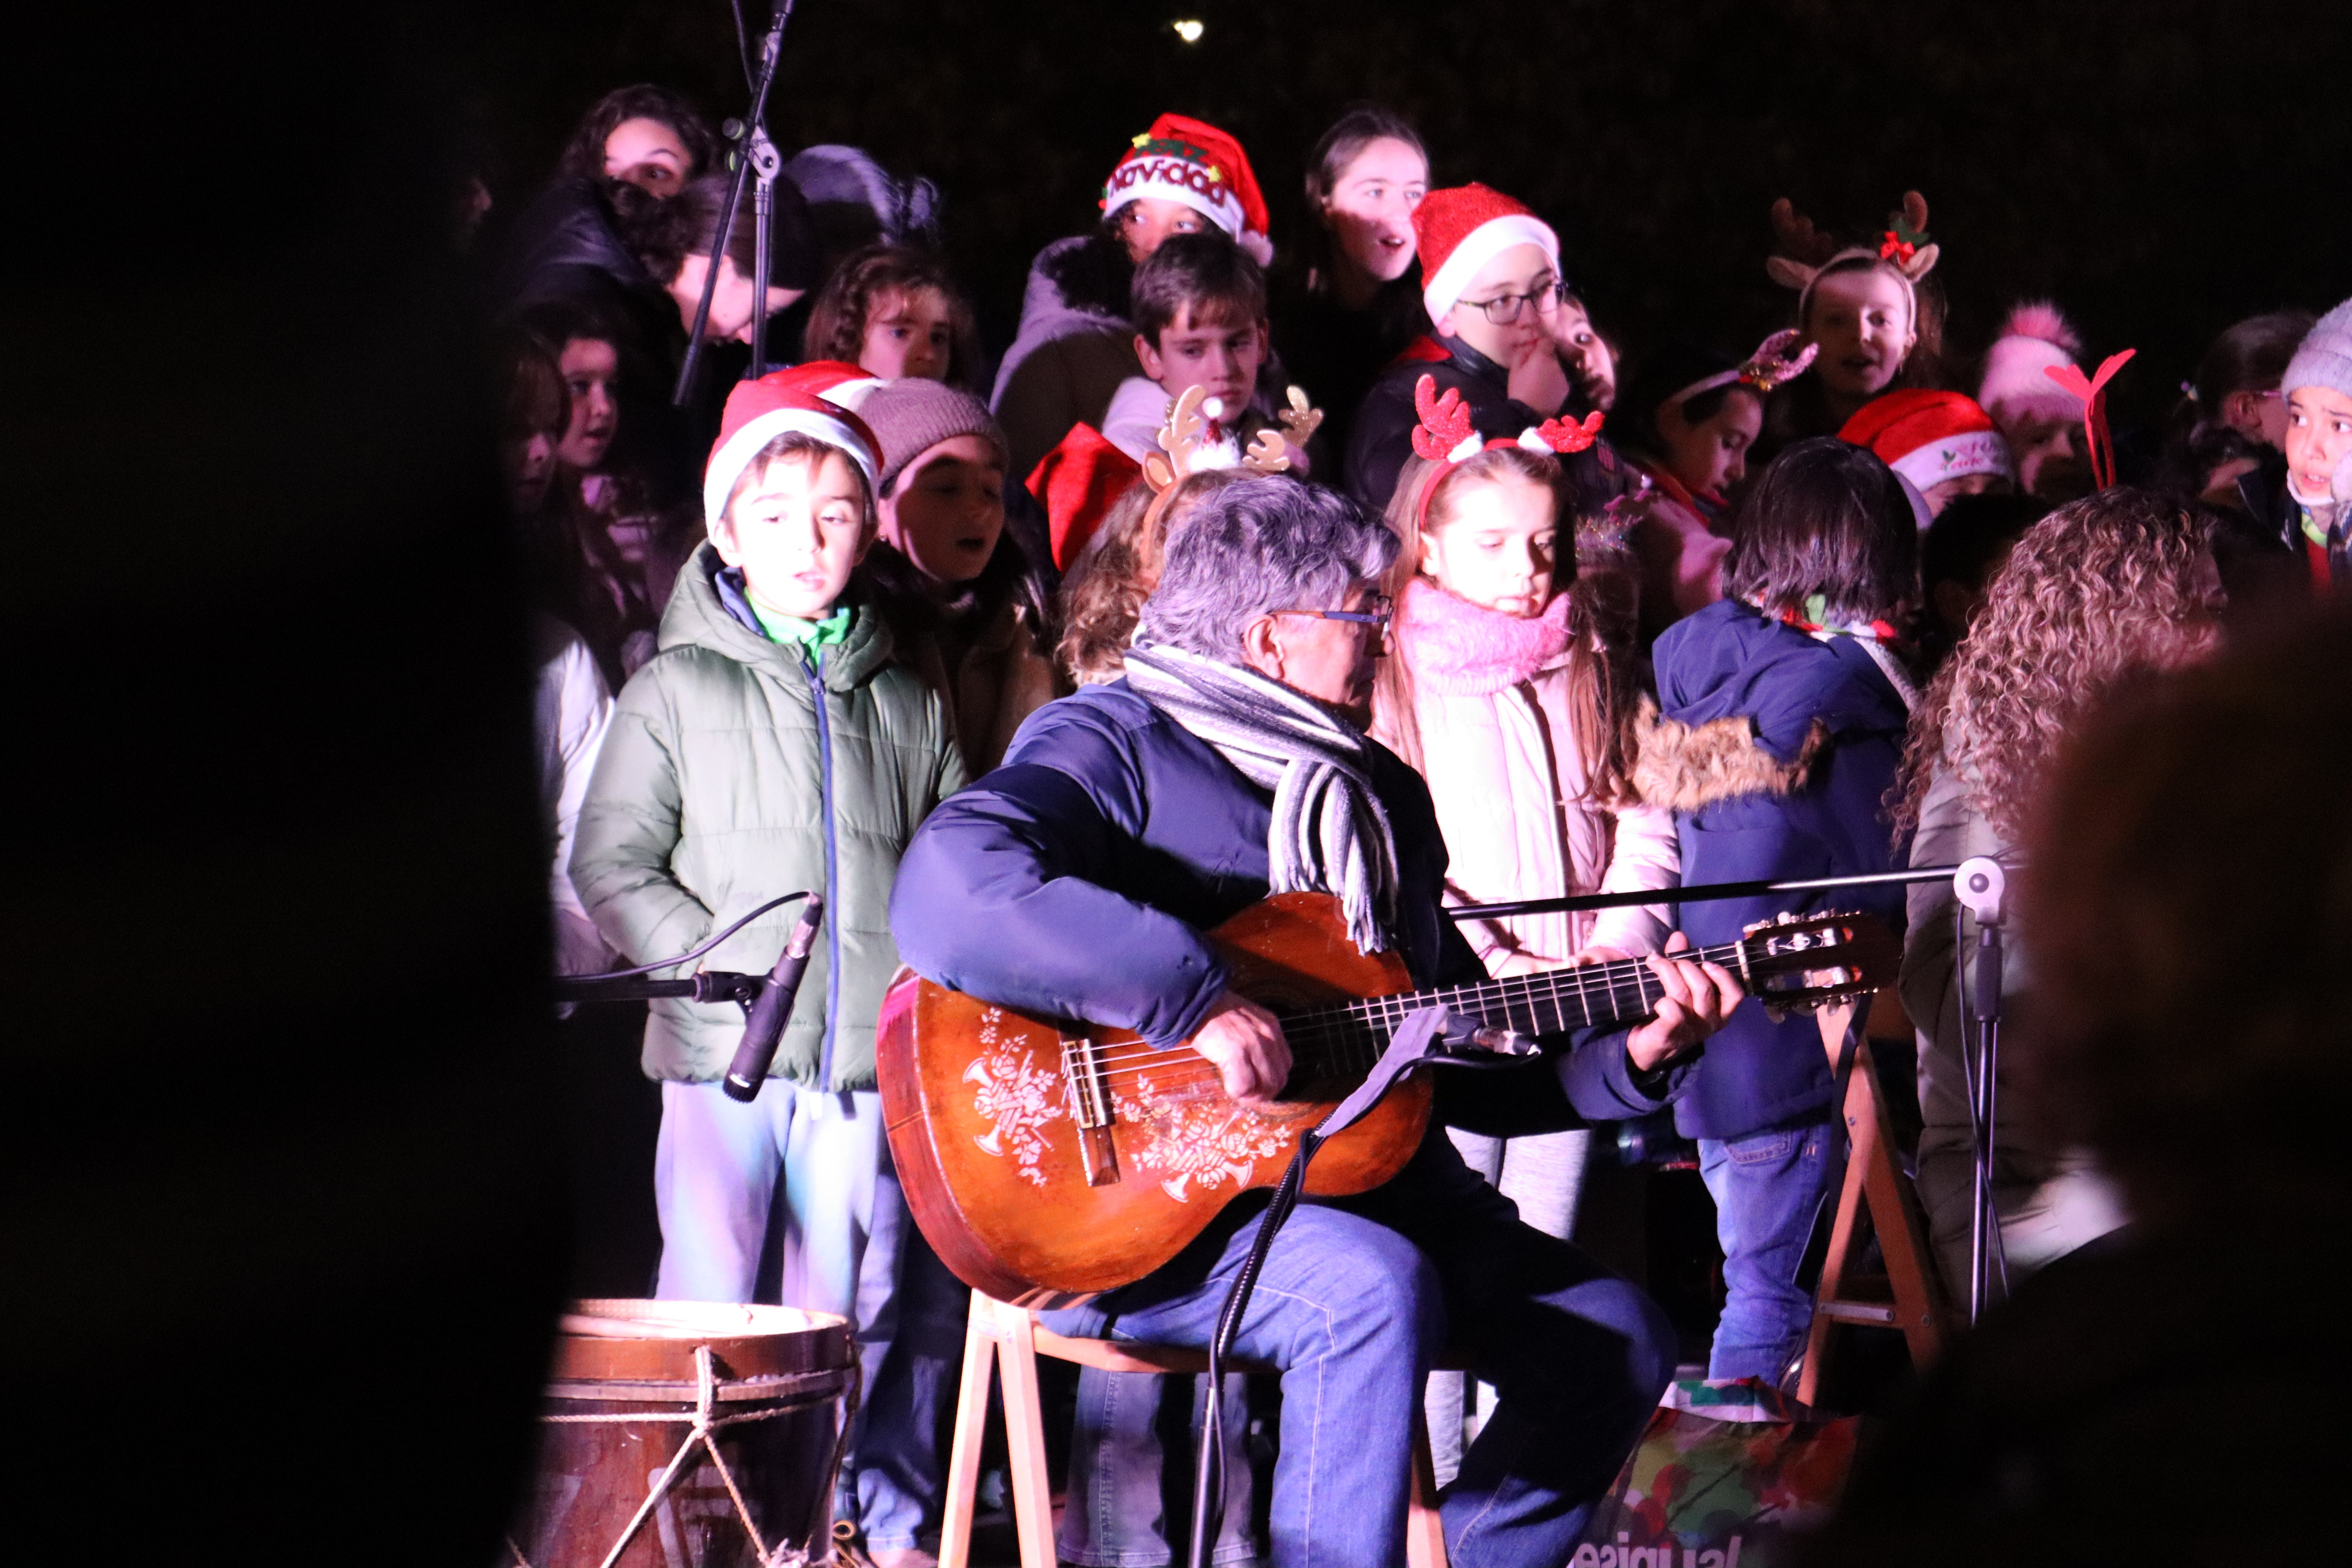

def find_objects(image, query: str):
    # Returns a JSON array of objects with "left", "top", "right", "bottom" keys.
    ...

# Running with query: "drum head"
[{"left": 550, "top": 1299, "right": 853, "bottom": 1383}]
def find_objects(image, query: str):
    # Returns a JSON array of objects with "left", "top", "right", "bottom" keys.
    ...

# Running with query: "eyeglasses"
[
  {"left": 1275, "top": 594, "right": 1393, "bottom": 634},
  {"left": 1459, "top": 280, "right": 1567, "bottom": 326}
]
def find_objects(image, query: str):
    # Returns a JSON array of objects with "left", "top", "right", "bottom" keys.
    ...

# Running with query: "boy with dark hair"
[
  {"left": 1101, "top": 229, "right": 1308, "bottom": 473},
  {"left": 570, "top": 363, "right": 964, "bottom": 1566}
]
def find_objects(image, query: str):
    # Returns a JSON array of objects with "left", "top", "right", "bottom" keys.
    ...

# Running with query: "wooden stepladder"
[{"left": 1796, "top": 996, "right": 1951, "bottom": 1406}]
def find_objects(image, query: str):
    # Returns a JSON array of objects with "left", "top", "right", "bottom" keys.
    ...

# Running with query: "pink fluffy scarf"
[{"left": 1396, "top": 575, "right": 1572, "bottom": 696}]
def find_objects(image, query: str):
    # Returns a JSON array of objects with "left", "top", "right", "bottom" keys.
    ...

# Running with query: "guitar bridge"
[{"left": 1061, "top": 1036, "right": 1122, "bottom": 1187}]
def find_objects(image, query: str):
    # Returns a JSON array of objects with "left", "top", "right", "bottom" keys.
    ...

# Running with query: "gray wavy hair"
[{"left": 1136, "top": 477, "right": 1398, "bottom": 662}]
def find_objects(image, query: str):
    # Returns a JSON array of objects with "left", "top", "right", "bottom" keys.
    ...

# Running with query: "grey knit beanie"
[
  {"left": 858, "top": 378, "right": 1008, "bottom": 496},
  {"left": 2284, "top": 296, "right": 2352, "bottom": 399}
]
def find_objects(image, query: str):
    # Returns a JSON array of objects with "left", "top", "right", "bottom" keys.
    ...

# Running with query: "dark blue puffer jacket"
[
  {"left": 1640, "top": 599, "right": 1911, "bottom": 1141},
  {"left": 890, "top": 679, "right": 1684, "bottom": 1125}
]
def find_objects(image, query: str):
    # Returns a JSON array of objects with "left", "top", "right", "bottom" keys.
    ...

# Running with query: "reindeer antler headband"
[
  {"left": 1408, "top": 373, "right": 1603, "bottom": 530},
  {"left": 1136, "top": 383, "right": 1325, "bottom": 537},
  {"left": 1666, "top": 329, "right": 1820, "bottom": 408},
  {"left": 1765, "top": 189, "right": 1940, "bottom": 318}
]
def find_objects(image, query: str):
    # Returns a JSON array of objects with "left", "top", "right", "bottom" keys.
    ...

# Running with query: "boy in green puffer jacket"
[{"left": 570, "top": 364, "right": 964, "bottom": 1566}]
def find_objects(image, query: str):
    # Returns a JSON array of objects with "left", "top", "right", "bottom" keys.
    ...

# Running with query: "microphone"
[{"left": 722, "top": 894, "right": 826, "bottom": 1102}]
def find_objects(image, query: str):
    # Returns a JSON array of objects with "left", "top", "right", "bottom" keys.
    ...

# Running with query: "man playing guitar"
[{"left": 891, "top": 477, "right": 1743, "bottom": 1568}]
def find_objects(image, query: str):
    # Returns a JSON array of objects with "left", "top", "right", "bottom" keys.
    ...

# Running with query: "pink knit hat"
[{"left": 1977, "top": 303, "right": 2086, "bottom": 430}]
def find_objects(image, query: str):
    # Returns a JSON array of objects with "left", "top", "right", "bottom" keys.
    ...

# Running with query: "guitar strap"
[{"left": 1310, "top": 1005, "right": 1499, "bottom": 1144}]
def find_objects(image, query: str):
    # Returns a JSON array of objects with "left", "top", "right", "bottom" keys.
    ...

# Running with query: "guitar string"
[
  {"left": 1079, "top": 975, "right": 1713, "bottom": 1085},
  {"left": 1064, "top": 938, "right": 1773, "bottom": 1076},
  {"left": 1074, "top": 944, "right": 1875, "bottom": 1091},
  {"left": 1075, "top": 987, "right": 1649, "bottom": 1085}
]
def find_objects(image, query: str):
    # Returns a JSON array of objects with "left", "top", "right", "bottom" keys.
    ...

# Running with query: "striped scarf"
[{"left": 1124, "top": 642, "right": 1401, "bottom": 955}]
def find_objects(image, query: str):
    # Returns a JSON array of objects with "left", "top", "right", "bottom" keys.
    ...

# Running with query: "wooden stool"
[
  {"left": 940, "top": 1290, "right": 1452, "bottom": 1568},
  {"left": 1796, "top": 996, "right": 1951, "bottom": 1407}
]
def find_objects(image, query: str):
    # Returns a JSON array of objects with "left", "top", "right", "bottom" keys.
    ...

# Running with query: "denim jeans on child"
[
  {"left": 1422, "top": 1126, "right": 1592, "bottom": 1488},
  {"left": 1041, "top": 1133, "right": 1674, "bottom": 1568},
  {"left": 1697, "top": 1115, "right": 1844, "bottom": 1385},
  {"left": 653, "top": 1080, "right": 965, "bottom": 1553}
]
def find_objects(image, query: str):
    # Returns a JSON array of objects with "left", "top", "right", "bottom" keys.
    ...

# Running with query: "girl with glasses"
[{"left": 1343, "top": 183, "right": 1635, "bottom": 523}]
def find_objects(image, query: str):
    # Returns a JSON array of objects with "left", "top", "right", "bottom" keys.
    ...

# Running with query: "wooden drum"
[{"left": 508, "top": 1299, "right": 858, "bottom": 1568}]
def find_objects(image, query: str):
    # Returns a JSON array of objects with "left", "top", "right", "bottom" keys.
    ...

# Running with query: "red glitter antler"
[
  {"left": 1528, "top": 410, "right": 1605, "bottom": 454},
  {"left": 1410, "top": 374, "right": 1476, "bottom": 461}
]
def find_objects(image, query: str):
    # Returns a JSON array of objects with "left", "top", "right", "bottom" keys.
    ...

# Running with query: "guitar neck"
[{"left": 1281, "top": 941, "right": 1747, "bottom": 1076}]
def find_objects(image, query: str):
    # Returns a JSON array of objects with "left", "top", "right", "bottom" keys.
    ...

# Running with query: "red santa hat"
[
  {"left": 1977, "top": 302, "right": 2087, "bottom": 432},
  {"left": 1412, "top": 183, "right": 1561, "bottom": 327},
  {"left": 1026, "top": 422, "right": 1143, "bottom": 571},
  {"left": 1102, "top": 114, "right": 1272, "bottom": 265},
  {"left": 702, "top": 360, "right": 884, "bottom": 529},
  {"left": 1838, "top": 389, "right": 2015, "bottom": 492}
]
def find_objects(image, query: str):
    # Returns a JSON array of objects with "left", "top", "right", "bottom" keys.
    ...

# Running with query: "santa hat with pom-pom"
[
  {"left": 702, "top": 360, "right": 884, "bottom": 529},
  {"left": 1102, "top": 114, "right": 1273, "bottom": 266},
  {"left": 1839, "top": 389, "right": 2014, "bottom": 493},
  {"left": 1978, "top": 303, "right": 2086, "bottom": 431}
]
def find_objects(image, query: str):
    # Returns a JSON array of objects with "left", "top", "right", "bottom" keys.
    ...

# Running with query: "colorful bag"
[{"left": 1573, "top": 1379, "right": 1860, "bottom": 1568}]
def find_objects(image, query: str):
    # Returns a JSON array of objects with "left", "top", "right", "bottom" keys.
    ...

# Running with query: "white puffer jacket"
[{"left": 1372, "top": 578, "right": 1679, "bottom": 973}]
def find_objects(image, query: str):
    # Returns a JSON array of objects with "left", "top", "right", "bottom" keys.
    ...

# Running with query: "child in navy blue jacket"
[{"left": 1633, "top": 437, "right": 1917, "bottom": 1385}]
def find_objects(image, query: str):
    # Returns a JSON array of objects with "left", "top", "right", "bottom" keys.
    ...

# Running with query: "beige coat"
[
  {"left": 1374, "top": 645, "right": 1679, "bottom": 975},
  {"left": 898, "top": 596, "right": 1065, "bottom": 777}
]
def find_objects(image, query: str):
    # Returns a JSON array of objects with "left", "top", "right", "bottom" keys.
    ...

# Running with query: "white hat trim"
[
  {"left": 1888, "top": 429, "right": 2016, "bottom": 492},
  {"left": 1422, "top": 213, "right": 1561, "bottom": 326},
  {"left": 1102, "top": 158, "right": 1246, "bottom": 239},
  {"left": 703, "top": 407, "right": 878, "bottom": 528}
]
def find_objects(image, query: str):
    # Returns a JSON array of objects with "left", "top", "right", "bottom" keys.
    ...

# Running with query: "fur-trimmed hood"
[
  {"left": 1638, "top": 598, "right": 1909, "bottom": 810},
  {"left": 1632, "top": 699, "right": 1828, "bottom": 812}
]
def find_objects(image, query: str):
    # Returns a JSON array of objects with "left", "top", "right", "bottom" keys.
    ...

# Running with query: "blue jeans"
[
  {"left": 1043, "top": 1134, "right": 1675, "bottom": 1568},
  {"left": 1060, "top": 1366, "right": 1259, "bottom": 1567},
  {"left": 653, "top": 1082, "right": 964, "bottom": 1551},
  {"left": 1697, "top": 1117, "right": 1844, "bottom": 1385}
]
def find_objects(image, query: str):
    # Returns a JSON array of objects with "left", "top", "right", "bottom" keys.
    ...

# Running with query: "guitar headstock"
[{"left": 1736, "top": 910, "right": 1900, "bottom": 1020}]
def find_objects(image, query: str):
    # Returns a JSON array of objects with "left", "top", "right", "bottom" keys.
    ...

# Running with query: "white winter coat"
[{"left": 1372, "top": 579, "right": 1679, "bottom": 974}]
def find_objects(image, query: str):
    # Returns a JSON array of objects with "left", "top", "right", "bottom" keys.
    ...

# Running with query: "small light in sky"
[{"left": 1172, "top": 19, "right": 1205, "bottom": 43}]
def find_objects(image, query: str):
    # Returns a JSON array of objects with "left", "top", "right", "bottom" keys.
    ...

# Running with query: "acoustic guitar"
[{"left": 877, "top": 891, "right": 1896, "bottom": 1307}]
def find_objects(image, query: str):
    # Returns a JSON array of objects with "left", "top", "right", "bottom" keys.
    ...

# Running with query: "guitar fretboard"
[{"left": 1274, "top": 941, "right": 1748, "bottom": 1078}]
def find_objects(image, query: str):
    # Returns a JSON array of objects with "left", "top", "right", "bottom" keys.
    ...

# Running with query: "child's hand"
[{"left": 1507, "top": 346, "right": 1571, "bottom": 418}]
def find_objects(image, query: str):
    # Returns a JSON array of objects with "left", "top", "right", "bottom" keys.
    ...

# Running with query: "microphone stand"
[
  {"left": 1449, "top": 862, "right": 1979, "bottom": 921},
  {"left": 672, "top": 0, "right": 798, "bottom": 406},
  {"left": 746, "top": 126, "right": 782, "bottom": 379},
  {"left": 554, "top": 969, "right": 768, "bottom": 1007},
  {"left": 1952, "top": 856, "right": 2011, "bottom": 1321}
]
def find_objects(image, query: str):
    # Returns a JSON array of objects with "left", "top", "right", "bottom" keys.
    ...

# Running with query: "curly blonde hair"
[{"left": 1894, "top": 488, "right": 2223, "bottom": 845}]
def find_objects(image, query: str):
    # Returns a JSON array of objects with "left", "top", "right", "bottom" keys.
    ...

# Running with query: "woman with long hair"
[
  {"left": 1895, "top": 488, "right": 2223, "bottom": 1306},
  {"left": 1273, "top": 105, "right": 1430, "bottom": 459}
]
